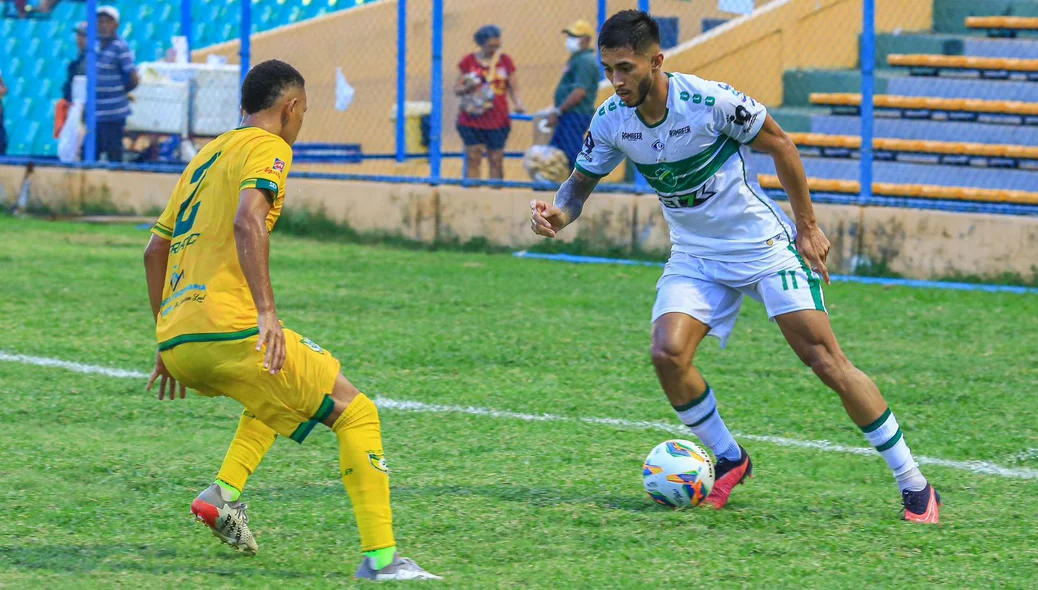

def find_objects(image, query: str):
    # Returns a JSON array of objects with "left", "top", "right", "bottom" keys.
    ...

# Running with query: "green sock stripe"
[
  {"left": 875, "top": 428, "right": 904, "bottom": 453},
  {"left": 364, "top": 546, "right": 397, "bottom": 570},
  {"left": 214, "top": 479, "right": 241, "bottom": 501},
  {"left": 687, "top": 407, "right": 717, "bottom": 428},
  {"left": 860, "top": 408, "right": 892, "bottom": 433},
  {"left": 672, "top": 384, "right": 712, "bottom": 413}
]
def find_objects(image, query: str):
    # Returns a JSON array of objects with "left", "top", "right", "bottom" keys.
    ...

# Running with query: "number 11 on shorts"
[{"left": 777, "top": 269, "right": 800, "bottom": 291}]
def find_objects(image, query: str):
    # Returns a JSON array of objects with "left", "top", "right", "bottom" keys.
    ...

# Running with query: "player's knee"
[
  {"left": 801, "top": 345, "right": 850, "bottom": 382},
  {"left": 651, "top": 339, "right": 691, "bottom": 373},
  {"left": 322, "top": 374, "right": 361, "bottom": 427}
]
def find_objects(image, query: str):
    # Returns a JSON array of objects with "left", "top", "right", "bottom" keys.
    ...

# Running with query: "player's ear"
[{"left": 651, "top": 52, "right": 664, "bottom": 72}]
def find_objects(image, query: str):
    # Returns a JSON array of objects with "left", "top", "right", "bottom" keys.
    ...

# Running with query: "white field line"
[{"left": 4, "top": 351, "right": 1038, "bottom": 481}]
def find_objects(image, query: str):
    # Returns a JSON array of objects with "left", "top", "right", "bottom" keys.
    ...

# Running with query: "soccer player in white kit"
[{"left": 530, "top": 10, "right": 941, "bottom": 523}]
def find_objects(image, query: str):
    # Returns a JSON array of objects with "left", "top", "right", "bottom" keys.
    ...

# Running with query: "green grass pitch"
[{"left": 1, "top": 216, "right": 1037, "bottom": 588}]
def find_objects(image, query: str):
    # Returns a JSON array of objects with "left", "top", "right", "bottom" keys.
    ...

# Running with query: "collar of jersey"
[{"left": 635, "top": 73, "right": 673, "bottom": 129}]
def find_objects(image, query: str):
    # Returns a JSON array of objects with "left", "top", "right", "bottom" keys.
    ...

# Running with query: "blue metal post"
[
  {"left": 180, "top": 0, "right": 192, "bottom": 55},
  {"left": 84, "top": 0, "right": 98, "bottom": 162},
  {"left": 240, "top": 0, "right": 252, "bottom": 91},
  {"left": 396, "top": 0, "right": 407, "bottom": 163},
  {"left": 430, "top": 0, "right": 443, "bottom": 182},
  {"left": 859, "top": 0, "right": 875, "bottom": 202},
  {"left": 597, "top": 0, "right": 607, "bottom": 79},
  {"left": 639, "top": 0, "right": 649, "bottom": 14}
]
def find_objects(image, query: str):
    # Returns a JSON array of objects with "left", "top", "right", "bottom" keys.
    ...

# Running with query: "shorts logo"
[
  {"left": 651, "top": 139, "right": 665, "bottom": 152},
  {"left": 668, "top": 126, "right": 691, "bottom": 138},
  {"left": 621, "top": 131, "right": 643, "bottom": 141},
  {"left": 272, "top": 158, "right": 286, "bottom": 172},
  {"left": 368, "top": 451, "right": 388, "bottom": 473},
  {"left": 300, "top": 337, "right": 324, "bottom": 354}
]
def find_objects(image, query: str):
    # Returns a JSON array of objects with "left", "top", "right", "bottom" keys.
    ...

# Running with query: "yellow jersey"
[{"left": 151, "top": 126, "right": 293, "bottom": 351}]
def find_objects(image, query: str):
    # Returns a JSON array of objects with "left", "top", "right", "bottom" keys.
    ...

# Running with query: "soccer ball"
[{"left": 642, "top": 439, "right": 715, "bottom": 508}]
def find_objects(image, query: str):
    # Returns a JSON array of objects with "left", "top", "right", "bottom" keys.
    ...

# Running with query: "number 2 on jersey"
[{"left": 173, "top": 151, "right": 221, "bottom": 238}]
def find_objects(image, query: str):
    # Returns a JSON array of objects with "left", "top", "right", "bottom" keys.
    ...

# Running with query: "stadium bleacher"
[
  {"left": 0, "top": 0, "right": 368, "bottom": 156},
  {"left": 770, "top": 0, "right": 1038, "bottom": 209}
]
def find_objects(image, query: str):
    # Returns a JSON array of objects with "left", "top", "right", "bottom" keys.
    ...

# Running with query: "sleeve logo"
[
  {"left": 272, "top": 158, "right": 286, "bottom": 172},
  {"left": 579, "top": 132, "right": 595, "bottom": 162}
]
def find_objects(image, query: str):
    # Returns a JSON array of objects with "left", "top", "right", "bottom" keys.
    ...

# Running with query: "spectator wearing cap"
[
  {"left": 454, "top": 25, "right": 525, "bottom": 180},
  {"left": 93, "top": 5, "right": 138, "bottom": 162},
  {"left": 63, "top": 22, "right": 87, "bottom": 102},
  {"left": 547, "top": 20, "right": 601, "bottom": 168}
]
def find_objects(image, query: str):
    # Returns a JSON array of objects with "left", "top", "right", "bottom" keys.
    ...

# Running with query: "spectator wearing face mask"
[{"left": 547, "top": 20, "right": 601, "bottom": 168}]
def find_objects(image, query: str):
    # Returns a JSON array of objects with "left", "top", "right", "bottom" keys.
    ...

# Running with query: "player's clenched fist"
[{"left": 530, "top": 200, "right": 568, "bottom": 239}]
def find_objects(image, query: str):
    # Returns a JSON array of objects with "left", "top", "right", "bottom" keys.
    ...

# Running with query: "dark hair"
[
  {"left": 240, "top": 59, "right": 306, "bottom": 114},
  {"left": 598, "top": 10, "right": 660, "bottom": 54},
  {"left": 474, "top": 24, "right": 501, "bottom": 46}
]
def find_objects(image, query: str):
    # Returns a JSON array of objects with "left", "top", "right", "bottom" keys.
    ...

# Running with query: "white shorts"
[{"left": 651, "top": 245, "right": 827, "bottom": 348}]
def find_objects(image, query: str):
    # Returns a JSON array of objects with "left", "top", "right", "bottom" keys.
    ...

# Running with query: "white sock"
[
  {"left": 673, "top": 385, "right": 741, "bottom": 462},
  {"left": 860, "top": 408, "right": 927, "bottom": 492}
]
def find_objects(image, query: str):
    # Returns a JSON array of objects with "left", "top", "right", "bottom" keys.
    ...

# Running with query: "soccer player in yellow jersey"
[{"left": 142, "top": 60, "right": 439, "bottom": 581}]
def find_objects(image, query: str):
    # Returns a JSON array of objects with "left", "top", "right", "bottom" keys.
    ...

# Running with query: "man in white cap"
[{"left": 92, "top": 5, "right": 138, "bottom": 162}]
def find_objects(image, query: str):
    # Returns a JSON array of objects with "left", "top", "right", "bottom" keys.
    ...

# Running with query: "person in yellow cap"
[{"left": 547, "top": 19, "right": 601, "bottom": 168}]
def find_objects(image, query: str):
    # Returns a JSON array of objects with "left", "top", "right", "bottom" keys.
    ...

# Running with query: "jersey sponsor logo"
[
  {"left": 170, "top": 232, "right": 202, "bottom": 254},
  {"left": 272, "top": 158, "right": 286, "bottom": 172},
  {"left": 169, "top": 265, "right": 185, "bottom": 292},
  {"left": 579, "top": 132, "right": 595, "bottom": 162},
  {"left": 657, "top": 184, "right": 716, "bottom": 209},
  {"left": 608, "top": 102, "right": 618, "bottom": 112},
  {"left": 668, "top": 125, "right": 691, "bottom": 138},
  {"left": 621, "top": 131, "right": 643, "bottom": 141},
  {"left": 651, "top": 139, "right": 665, "bottom": 152},
  {"left": 679, "top": 91, "right": 691, "bottom": 101}
]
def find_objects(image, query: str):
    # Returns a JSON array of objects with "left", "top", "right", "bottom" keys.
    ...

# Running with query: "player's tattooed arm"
[{"left": 530, "top": 170, "right": 599, "bottom": 238}]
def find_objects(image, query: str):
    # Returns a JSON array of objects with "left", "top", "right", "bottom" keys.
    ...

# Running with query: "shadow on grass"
[
  {"left": 0, "top": 544, "right": 311, "bottom": 579},
  {"left": 260, "top": 481, "right": 655, "bottom": 513}
]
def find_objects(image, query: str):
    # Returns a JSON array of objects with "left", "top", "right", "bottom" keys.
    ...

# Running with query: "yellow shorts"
[{"left": 161, "top": 328, "right": 342, "bottom": 443}]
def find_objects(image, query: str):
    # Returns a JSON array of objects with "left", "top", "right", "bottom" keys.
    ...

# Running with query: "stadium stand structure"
[
  {"left": 764, "top": 0, "right": 1038, "bottom": 209},
  {"left": 0, "top": 0, "right": 367, "bottom": 156}
]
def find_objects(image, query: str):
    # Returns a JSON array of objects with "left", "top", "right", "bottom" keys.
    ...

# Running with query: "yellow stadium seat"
[
  {"left": 809, "top": 93, "right": 1038, "bottom": 117},
  {"left": 966, "top": 16, "right": 1038, "bottom": 31},
  {"left": 785, "top": 134, "right": 1037, "bottom": 161},
  {"left": 756, "top": 175, "right": 1038, "bottom": 205},
  {"left": 888, "top": 54, "right": 1038, "bottom": 73}
]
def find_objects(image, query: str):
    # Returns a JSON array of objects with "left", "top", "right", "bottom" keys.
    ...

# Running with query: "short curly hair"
[{"left": 240, "top": 59, "right": 306, "bottom": 115}]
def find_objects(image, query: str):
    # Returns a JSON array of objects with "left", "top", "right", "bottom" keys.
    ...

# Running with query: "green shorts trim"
[
  {"left": 157, "top": 327, "right": 261, "bottom": 352},
  {"left": 290, "top": 394, "right": 336, "bottom": 444}
]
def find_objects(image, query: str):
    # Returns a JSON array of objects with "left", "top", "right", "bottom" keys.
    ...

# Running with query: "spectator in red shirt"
[{"left": 454, "top": 25, "right": 525, "bottom": 180}]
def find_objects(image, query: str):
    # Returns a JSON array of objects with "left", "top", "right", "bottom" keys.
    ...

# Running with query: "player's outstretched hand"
[
  {"left": 257, "top": 310, "right": 286, "bottom": 375},
  {"left": 530, "top": 200, "right": 567, "bottom": 239},
  {"left": 796, "top": 224, "right": 831, "bottom": 285},
  {"left": 146, "top": 350, "right": 186, "bottom": 400}
]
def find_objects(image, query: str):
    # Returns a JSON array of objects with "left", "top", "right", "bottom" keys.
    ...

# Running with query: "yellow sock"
[
  {"left": 332, "top": 393, "right": 396, "bottom": 552},
  {"left": 216, "top": 410, "right": 278, "bottom": 493}
]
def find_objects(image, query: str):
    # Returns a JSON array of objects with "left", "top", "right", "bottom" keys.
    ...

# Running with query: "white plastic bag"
[{"left": 336, "top": 67, "right": 355, "bottom": 112}]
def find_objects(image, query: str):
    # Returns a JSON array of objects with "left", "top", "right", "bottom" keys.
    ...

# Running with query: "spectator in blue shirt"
[
  {"left": 93, "top": 5, "right": 138, "bottom": 162},
  {"left": 547, "top": 20, "right": 601, "bottom": 168}
]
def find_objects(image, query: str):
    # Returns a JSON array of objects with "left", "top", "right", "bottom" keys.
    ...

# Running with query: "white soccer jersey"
[{"left": 575, "top": 73, "right": 795, "bottom": 262}]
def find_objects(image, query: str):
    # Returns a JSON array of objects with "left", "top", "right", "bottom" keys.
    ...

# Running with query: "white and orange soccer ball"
[{"left": 642, "top": 439, "right": 715, "bottom": 508}]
